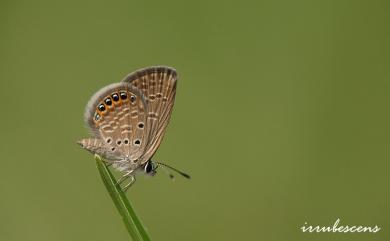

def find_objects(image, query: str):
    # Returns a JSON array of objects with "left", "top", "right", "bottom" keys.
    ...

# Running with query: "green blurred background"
[{"left": 0, "top": 0, "right": 389, "bottom": 240}]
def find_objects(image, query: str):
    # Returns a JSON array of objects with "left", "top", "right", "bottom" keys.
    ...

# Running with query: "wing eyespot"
[
  {"left": 111, "top": 93, "right": 120, "bottom": 102},
  {"left": 120, "top": 91, "right": 127, "bottom": 100},
  {"left": 98, "top": 103, "right": 106, "bottom": 112},
  {"left": 94, "top": 113, "right": 101, "bottom": 121},
  {"left": 105, "top": 97, "right": 112, "bottom": 106}
]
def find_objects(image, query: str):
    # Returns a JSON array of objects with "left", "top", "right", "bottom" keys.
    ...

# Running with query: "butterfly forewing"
[
  {"left": 83, "top": 82, "right": 148, "bottom": 161},
  {"left": 121, "top": 66, "right": 177, "bottom": 162}
]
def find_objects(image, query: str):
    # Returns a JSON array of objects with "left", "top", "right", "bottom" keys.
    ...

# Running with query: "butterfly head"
[{"left": 143, "top": 160, "right": 157, "bottom": 176}]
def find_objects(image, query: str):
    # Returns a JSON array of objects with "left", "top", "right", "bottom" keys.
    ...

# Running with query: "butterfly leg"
[
  {"left": 105, "top": 162, "right": 114, "bottom": 167},
  {"left": 116, "top": 171, "right": 133, "bottom": 185},
  {"left": 116, "top": 172, "right": 131, "bottom": 185},
  {"left": 122, "top": 175, "right": 136, "bottom": 192}
]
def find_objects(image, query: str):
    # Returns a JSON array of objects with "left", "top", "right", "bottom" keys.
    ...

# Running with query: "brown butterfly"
[{"left": 78, "top": 66, "right": 190, "bottom": 190}]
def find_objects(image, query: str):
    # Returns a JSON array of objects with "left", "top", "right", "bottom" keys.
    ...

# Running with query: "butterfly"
[{"left": 78, "top": 66, "right": 190, "bottom": 190}]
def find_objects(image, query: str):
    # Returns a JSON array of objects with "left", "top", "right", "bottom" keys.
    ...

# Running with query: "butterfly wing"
[
  {"left": 83, "top": 82, "right": 148, "bottom": 162},
  {"left": 121, "top": 66, "right": 177, "bottom": 162}
]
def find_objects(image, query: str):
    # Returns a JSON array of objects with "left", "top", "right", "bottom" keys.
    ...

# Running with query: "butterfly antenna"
[
  {"left": 157, "top": 164, "right": 175, "bottom": 180},
  {"left": 156, "top": 162, "right": 191, "bottom": 179}
]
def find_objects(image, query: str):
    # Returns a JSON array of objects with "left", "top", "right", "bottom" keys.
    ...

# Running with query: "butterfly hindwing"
[{"left": 83, "top": 82, "right": 148, "bottom": 161}]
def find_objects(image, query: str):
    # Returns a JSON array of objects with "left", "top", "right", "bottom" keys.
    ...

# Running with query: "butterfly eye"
[
  {"left": 130, "top": 95, "right": 136, "bottom": 102},
  {"left": 111, "top": 93, "right": 120, "bottom": 102},
  {"left": 94, "top": 113, "right": 100, "bottom": 121},
  {"left": 134, "top": 139, "right": 141, "bottom": 146},
  {"left": 138, "top": 122, "right": 144, "bottom": 129},
  {"left": 144, "top": 161, "right": 154, "bottom": 174}
]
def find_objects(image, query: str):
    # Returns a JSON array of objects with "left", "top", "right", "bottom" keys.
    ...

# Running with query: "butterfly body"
[{"left": 78, "top": 66, "right": 180, "bottom": 184}]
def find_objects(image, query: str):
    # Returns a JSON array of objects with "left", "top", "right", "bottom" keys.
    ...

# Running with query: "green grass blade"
[{"left": 95, "top": 155, "right": 152, "bottom": 241}]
